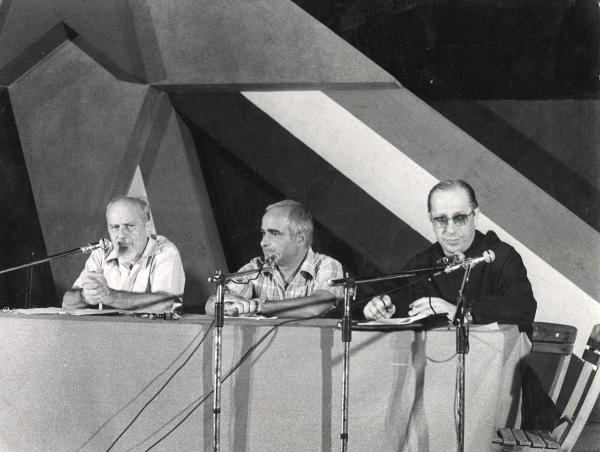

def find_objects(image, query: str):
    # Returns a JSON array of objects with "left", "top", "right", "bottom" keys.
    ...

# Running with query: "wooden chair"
[
  {"left": 530, "top": 322, "right": 578, "bottom": 402},
  {"left": 493, "top": 323, "right": 600, "bottom": 451}
]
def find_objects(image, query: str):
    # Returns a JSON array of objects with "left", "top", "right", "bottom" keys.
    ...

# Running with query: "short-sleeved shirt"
[
  {"left": 226, "top": 248, "right": 343, "bottom": 306},
  {"left": 72, "top": 235, "right": 185, "bottom": 300}
]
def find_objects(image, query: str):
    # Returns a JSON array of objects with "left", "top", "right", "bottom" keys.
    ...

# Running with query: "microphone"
[
  {"left": 79, "top": 239, "right": 110, "bottom": 254},
  {"left": 0, "top": 238, "right": 111, "bottom": 276},
  {"left": 442, "top": 250, "right": 495, "bottom": 274},
  {"left": 226, "top": 255, "right": 276, "bottom": 316},
  {"left": 261, "top": 254, "right": 277, "bottom": 271},
  {"left": 435, "top": 252, "right": 465, "bottom": 266}
]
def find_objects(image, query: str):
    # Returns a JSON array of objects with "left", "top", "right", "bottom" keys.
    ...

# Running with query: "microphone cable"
[
  {"left": 140, "top": 278, "right": 430, "bottom": 451},
  {"left": 127, "top": 275, "right": 434, "bottom": 451},
  {"left": 104, "top": 320, "right": 215, "bottom": 452},
  {"left": 140, "top": 315, "right": 317, "bottom": 451}
]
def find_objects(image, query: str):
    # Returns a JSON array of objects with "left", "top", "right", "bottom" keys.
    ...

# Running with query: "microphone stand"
[
  {"left": 207, "top": 264, "right": 270, "bottom": 452},
  {"left": 452, "top": 262, "right": 474, "bottom": 452},
  {"left": 0, "top": 242, "right": 104, "bottom": 275},
  {"left": 339, "top": 272, "right": 355, "bottom": 452},
  {"left": 331, "top": 265, "right": 445, "bottom": 452}
]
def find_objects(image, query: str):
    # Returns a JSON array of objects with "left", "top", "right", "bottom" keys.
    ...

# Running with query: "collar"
[
  {"left": 263, "top": 247, "right": 317, "bottom": 280},
  {"left": 297, "top": 247, "right": 317, "bottom": 279},
  {"left": 106, "top": 235, "right": 158, "bottom": 262}
]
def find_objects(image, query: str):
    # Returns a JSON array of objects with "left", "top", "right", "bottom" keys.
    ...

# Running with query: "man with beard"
[
  {"left": 62, "top": 196, "right": 185, "bottom": 312},
  {"left": 205, "top": 200, "right": 343, "bottom": 317}
]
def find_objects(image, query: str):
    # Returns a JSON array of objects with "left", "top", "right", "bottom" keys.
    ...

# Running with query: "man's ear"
[
  {"left": 145, "top": 220, "right": 152, "bottom": 237},
  {"left": 295, "top": 232, "right": 306, "bottom": 247},
  {"left": 473, "top": 207, "right": 481, "bottom": 227}
]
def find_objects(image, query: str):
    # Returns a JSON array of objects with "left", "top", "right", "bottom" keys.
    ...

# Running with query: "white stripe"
[{"left": 243, "top": 90, "right": 600, "bottom": 354}]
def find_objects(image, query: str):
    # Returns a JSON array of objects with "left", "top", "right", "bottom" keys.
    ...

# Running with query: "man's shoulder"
[
  {"left": 311, "top": 251, "right": 342, "bottom": 271},
  {"left": 154, "top": 235, "right": 182, "bottom": 257},
  {"left": 480, "top": 230, "right": 520, "bottom": 257}
]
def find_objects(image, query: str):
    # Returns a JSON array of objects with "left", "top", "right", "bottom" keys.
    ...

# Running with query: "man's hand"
[
  {"left": 206, "top": 294, "right": 261, "bottom": 317},
  {"left": 81, "top": 272, "right": 112, "bottom": 305},
  {"left": 363, "top": 295, "right": 395, "bottom": 320},
  {"left": 408, "top": 296, "right": 456, "bottom": 320}
]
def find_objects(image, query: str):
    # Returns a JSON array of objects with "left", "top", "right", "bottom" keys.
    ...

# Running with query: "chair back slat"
[
  {"left": 530, "top": 322, "right": 578, "bottom": 402},
  {"left": 493, "top": 323, "right": 600, "bottom": 452},
  {"left": 555, "top": 323, "right": 600, "bottom": 452}
]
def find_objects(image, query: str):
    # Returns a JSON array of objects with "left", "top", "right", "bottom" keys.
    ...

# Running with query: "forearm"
[
  {"left": 260, "top": 290, "right": 337, "bottom": 318},
  {"left": 205, "top": 295, "right": 218, "bottom": 315},
  {"left": 62, "top": 289, "right": 87, "bottom": 309},
  {"left": 98, "top": 290, "right": 177, "bottom": 313}
]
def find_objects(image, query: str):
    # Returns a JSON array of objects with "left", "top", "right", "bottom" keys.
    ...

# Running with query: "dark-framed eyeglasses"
[{"left": 430, "top": 211, "right": 474, "bottom": 228}]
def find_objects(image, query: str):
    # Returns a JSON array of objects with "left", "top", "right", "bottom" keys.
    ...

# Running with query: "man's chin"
[
  {"left": 117, "top": 247, "right": 135, "bottom": 260},
  {"left": 441, "top": 242, "right": 465, "bottom": 255}
]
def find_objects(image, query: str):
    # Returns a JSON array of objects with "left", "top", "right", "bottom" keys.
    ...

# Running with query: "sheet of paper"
[
  {"left": 12, "top": 307, "right": 126, "bottom": 315},
  {"left": 358, "top": 311, "right": 432, "bottom": 326},
  {"left": 225, "top": 315, "right": 276, "bottom": 320}
]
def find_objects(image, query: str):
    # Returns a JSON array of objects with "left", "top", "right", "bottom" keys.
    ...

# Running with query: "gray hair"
[
  {"left": 106, "top": 196, "right": 152, "bottom": 222},
  {"left": 427, "top": 180, "right": 479, "bottom": 212},
  {"left": 265, "top": 200, "right": 313, "bottom": 246}
]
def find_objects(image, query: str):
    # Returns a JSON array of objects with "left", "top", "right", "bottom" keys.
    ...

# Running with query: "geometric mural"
[{"left": 0, "top": 0, "right": 598, "bottom": 340}]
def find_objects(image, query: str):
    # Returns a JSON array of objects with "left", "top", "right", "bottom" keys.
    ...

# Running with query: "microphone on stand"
[
  {"left": 213, "top": 254, "right": 278, "bottom": 317},
  {"left": 0, "top": 238, "right": 110, "bottom": 276},
  {"left": 261, "top": 254, "right": 277, "bottom": 272},
  {"left": 441, "top": 250, "right": 495, "bottom": 275},
  {"left": 435, "top": 252, "right": 465, "bottom": 266},
  {"left": 79, "top": 239, "right": 110, "bottom": 254}
]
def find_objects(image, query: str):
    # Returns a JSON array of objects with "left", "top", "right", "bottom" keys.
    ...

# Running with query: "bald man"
[{"left": 62, "top": 196, "right": 185, "bottom": 313}]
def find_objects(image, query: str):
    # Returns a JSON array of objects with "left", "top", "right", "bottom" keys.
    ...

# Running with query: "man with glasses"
[{"left": 363, "top": 180, "right": 537, "bottom": 333}]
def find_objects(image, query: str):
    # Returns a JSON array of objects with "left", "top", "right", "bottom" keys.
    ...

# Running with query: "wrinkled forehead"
[{"left": 106, "top": 200, "right": 147, "bottom": 224}]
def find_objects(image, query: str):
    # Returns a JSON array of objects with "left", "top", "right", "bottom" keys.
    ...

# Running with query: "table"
[{"left": 0, "top": 314, "right": 528, "bottom": 451}]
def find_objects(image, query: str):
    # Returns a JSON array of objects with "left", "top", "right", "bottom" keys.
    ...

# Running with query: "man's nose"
[
  {"left": 445, "top": 221, "right": 457, "bottom": 234},
  {"left": 260, "top": 236, "right": 269, "bottom": 248}
]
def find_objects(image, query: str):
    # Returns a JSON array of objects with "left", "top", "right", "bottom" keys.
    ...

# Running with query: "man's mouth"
[
  {"left": 263, "top": 251, "right": 278, "bottom": 262},
  {"left": 117, "top": 242, "right": 132, "bottom": 252}
]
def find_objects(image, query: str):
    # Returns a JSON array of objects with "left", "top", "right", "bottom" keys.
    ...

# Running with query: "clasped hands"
[
  {"left": 363, "top": 295, "right": 457, "bottom": 321},
  {"left": 208, "top": 294, "right": 262, "bottom": 317},
  {"left": 80, "top": 270, "right": 113, "bottom": 306}
]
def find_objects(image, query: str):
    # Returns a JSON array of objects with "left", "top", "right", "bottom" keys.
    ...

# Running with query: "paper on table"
[
  {"left": 12, "top": 307, "right": 126, "bottom": 315},
  {"left": 358, "top": 311, "right": 432, "bottom": 325},
  {"left": 225, "top": 315, "right": 276, "bottom": 320}
]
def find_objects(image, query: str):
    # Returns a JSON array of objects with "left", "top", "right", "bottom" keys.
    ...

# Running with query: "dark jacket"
[{"left": 385, "top": 230, "right": 537, "bottom": 333}]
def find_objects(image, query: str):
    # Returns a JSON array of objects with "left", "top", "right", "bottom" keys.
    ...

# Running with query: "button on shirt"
[
  {"left": 226, "top": 248, "right": 343, "bottom": 305},
  {"left": 72, "top": 235, "right": 185, "bottom": 300}
]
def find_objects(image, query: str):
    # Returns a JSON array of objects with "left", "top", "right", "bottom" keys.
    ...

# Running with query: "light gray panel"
[
  {"left": 141, "top": 106, "right": 227, "bottom": 308},
  {"left": 8, "top": 41, "right": 148, "bottom": 292},
  {"left": 146, "top": 0, "right": 396, "bottom": 86}
]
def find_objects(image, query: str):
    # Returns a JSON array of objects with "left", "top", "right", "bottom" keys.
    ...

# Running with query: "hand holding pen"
[{"left": 363, "top": 295, "right": 395, "bottom": 320}]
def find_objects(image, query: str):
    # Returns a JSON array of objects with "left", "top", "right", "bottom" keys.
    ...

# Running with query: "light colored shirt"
[
  {"left": 72, "top": 235, "right": 185, "bottom": 300},
  {"left": 226, "top": 248, "right": 343, "bottom": 305}
]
